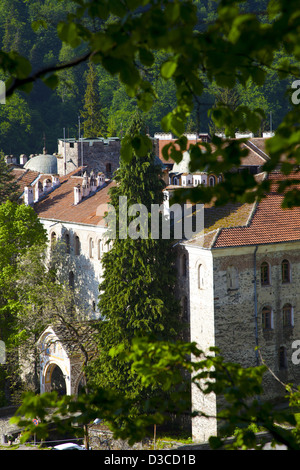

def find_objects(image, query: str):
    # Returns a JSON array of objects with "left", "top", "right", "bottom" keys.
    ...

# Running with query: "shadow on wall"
[{"left": 49, "top": 234, "right": 105, "bottom": 319}]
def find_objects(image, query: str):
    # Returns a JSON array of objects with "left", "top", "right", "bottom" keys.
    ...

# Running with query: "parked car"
[{"left": 52, "top": 443, "right": 87, "bottom": 450}]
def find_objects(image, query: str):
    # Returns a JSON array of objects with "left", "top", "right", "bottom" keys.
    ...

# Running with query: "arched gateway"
[{"left": 37, "top": 324, "right": 95, "bottom": 396}]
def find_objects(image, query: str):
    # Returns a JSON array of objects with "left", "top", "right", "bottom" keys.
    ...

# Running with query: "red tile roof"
[
  {"left": 11, "top": 168, "right": 40, "bottom": 194},
  {"left": 158, "top": 138, "right": 269, "bottom": 167},
  {"left": 212, "top": 171, "right": 300, "bottom": 248},
  {"left": 34, "top": 170, "right": 115, "bottom": 226}
]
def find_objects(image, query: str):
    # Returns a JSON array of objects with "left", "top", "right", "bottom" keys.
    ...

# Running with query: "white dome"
[{"left": 24, "top": 153, "right": 58, "bottom": 174}]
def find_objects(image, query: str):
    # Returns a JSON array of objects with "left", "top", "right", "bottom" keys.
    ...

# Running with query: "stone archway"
[
  {"left": 45, "top": 363, "right": 67, "bottom": 396},
  {"left": 37, "top": 324, "right": 96, "bottom": 397},
  {"left": 43, "top": 361, "right": 69, "bottom": 394}
]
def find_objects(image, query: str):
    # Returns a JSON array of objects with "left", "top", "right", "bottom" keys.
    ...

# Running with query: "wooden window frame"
[
  {"left": 281, "top": 259, "right": 291, "bottom": 284},
  {"left": 262, "top": 306, "right": 272, "bottom": 330},
  {"left": 261, "top": 262, "right": 270, "bottom": 286},
  {"left": 283, "top": 303, "right": 293, "bottom": 327}
]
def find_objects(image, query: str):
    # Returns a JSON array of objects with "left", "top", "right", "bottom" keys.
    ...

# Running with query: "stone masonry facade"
[
  {"left": 57, "top": 138, "right": 120, "bottom": 177},
  {"left": 181, "top": 240, "right": 300, "bottom": 441}
]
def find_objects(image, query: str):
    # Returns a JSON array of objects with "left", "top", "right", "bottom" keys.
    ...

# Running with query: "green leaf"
[
  {"left": 42, "top": 74, "right": 59, "bottom": 90},
  {"left": 161, "top": 60, "right": 178, "bottom": 79},
  {"left": 137, "top": 91, "right": 154, "bottom": 111},
  {"left": 57, "top": 22, "right": 81, "bottom": 48},
  {"left": 119, "top": 63, "right": 140, "bottom": 88},
  {"left": 139, "top": 48, "right": 155, "bottom": 67}
]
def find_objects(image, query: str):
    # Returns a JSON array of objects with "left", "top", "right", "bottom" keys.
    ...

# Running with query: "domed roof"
[{"left": 24, "top": 151, "right": 58, "bottom": 174}]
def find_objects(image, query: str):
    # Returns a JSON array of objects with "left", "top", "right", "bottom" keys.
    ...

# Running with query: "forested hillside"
[{"left": 0, "top": 0, "right": 293, "bottom": 156}]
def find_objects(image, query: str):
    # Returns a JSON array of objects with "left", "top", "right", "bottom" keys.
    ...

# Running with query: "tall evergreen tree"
[
  {"left": 0, "top": 152, "right": 20, "bottom": 204},
  {"left": 87, "top": 113, "right": 180, "bottom": 418},
  {"left": 80, "top": 61, "right": 106, "bottom": 138}
]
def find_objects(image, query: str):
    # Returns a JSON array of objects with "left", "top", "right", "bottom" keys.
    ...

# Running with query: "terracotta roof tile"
[
  {"left": 11, "top": 168, "right": 40, "bottom": 195},
  {"left": 213, "top": 171, "right": 300, "bottom": 248},
  {"left": 34, "top": 172, "right": 115, "bottom": 226}
]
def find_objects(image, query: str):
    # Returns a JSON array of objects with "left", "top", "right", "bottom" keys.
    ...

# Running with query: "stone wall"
[
  {"left": 184, "top": 241, "right": 300, "bottom": 442},
  {"left": 57, "top": 139, "right": 120, "bottom": 177},
  {"left": 213, "top": 242, "right": 300, "bottom": 398},
  {"left": 41, "top": 219, "right": 108, "bottom": 319},
  {"left": 182, "top": 244, "right": 217, "bottom": 442}
]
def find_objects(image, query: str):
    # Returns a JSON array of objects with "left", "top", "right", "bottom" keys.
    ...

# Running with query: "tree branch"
[{"left": 6, "top": 50, "right": 94, "bottom": 98}]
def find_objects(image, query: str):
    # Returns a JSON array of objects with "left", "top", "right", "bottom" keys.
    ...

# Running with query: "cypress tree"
[
  {"left": 80, "top": 61, "right": 106, "bottom": 138},
  {"left": 88, "top": 113, "right": 180, "bottom": 417}
]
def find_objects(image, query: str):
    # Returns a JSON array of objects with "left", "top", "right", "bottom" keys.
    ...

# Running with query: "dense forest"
[{"left": 0, "top": 0, "right": 294, "bottom": 156}]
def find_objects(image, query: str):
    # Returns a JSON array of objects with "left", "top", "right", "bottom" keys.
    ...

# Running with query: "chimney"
[
  {"left": 34, "top": 181, "right": 43, "bottom": 202},
  {"left": 52, "top": 175, "right": 60, "bottom": 188},
  {"left": 43, "top": 178, "right": 52, "bottom": 193},
  {"left": 20, "top": 154, "right": 27, "bottom": 166},
  {"left": 90, "top": 170, "right": 97, "bottom": 192},
  {"left": 24, "top": 186, "right": 34, "bottom": 206},
  {"left": 97, "top": 172, "right": 105, "bottom": 187},
  {"left": 74, "top": 184, "right": 82, "bottom": 205},
  {"left": 82, "top": 172, "right": 90, "bottom": 197}
]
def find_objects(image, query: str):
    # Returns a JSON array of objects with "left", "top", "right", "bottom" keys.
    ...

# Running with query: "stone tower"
[{"left": 57, "top": 137, "right": 120, "bottom": 177}]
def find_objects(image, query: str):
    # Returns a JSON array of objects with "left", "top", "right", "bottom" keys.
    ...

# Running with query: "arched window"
[
  {"left": 262, "top": 306, "right": 273, "bottom": 330},
  {"left": 69, "top": 271, "right": 74, "bottom": 290},
  {"left": 281, "top": 259, "right": 291, "bottom": 283},
  {"left": 74, "top": 235, "right": 80, "bottom": 255},
  {"left": 209, "top": 176, "right": 215, "bottom": 187},
  {"left": 227, "top": 266, "right": 239, "bottom": 290},
  {"left": 283, "top": 303, "right": 293, "bottom": 327},
  {"left": 65, "top": 232, "right": 70, "bottom": 254},
  {"left": 279, "top": 346, "right": 287, "bottom": 370},
  {"left": 50, "top": 231, "right": 57, "bottom": 249},
  {"left": 89, "top": 238, "right": 94, "bottom": 258},
  {"left": 261, "top": 262, "right": 270, "bottom": 286},
  {"left": 198, "top": 264, "right": 204, "bottom": 289}
]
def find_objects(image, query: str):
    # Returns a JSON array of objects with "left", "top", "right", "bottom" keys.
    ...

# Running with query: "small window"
[
  {"left": 227, "top": 266, "right": 238, "bottom": 290},
  {"left": 198, "top": 264, "right": 204, "bottom": 289},
  {"left": 281, "top": 260, "right": 290, "bottom": 284},
  {"left": 106, "top": 163, "right": 112, "bottom": 174},
  {"left": 262, "top": 306, "right": 272, "bottom": 330},
  {"left": 74, "top": 235, "right": 80, "bottom": 255},
  {"left": 50, "top": 232, "right": 57, "bottom": 249},
  {"left": 65, "top": 233, "right": 70, "bottom": 254},
  {"left": 69, "top": 271, "right": 74, "bottom": 290},
  {"left": 279, "top": 346, "right": 287, "bottom": 370},
  {"left": 261, "top": 262, "right": 270, "bottom": 286},
  {"left": 283, "top": 303, "right": 293, "bottom": 327},
  {"left": 89, "top": 238, "right": 94, "bottom": 258}
]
